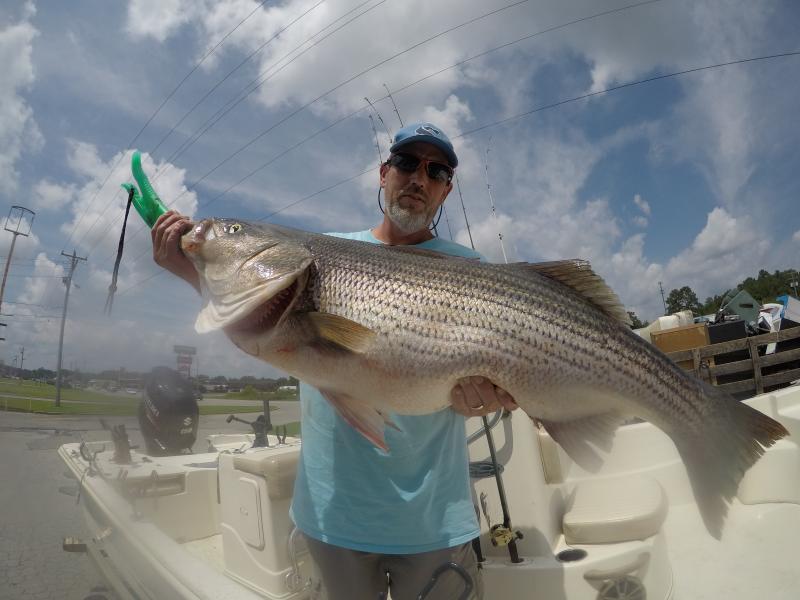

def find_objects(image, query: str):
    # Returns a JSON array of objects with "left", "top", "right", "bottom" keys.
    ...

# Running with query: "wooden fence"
[{"left": 665, "top": 326, "right": 800, "bottom": 395}]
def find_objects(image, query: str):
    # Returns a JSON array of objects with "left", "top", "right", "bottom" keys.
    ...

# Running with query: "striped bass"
[{"left": 181, "top": 218, "right": 788, "bottom": 538}]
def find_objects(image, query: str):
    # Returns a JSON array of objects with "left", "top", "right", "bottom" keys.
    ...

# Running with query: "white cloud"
[
  {"left": 17, "top": 252, "right": 63, "bottom": 307},
  {"left": 633, "top": 193, "right": 650, "bottom": 216},
  {"left": 0, "top": 9, "right": 42, "bottom": 196},
  {"left": 793, "top": 230, "right": 800, "bottom": 243},
  {"left": 32, "top": 180, "right": 76, "bottom": 212},
  {"left": 125, "top": 0, "right": 194, "bottom": 43}
]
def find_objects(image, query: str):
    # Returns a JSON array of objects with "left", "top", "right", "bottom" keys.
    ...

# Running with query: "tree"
[
  {"left": 627, "top": 311, "right": 649, "bottom": 329},
  {"left": 665, "top": 286, "right": 702, "bottom": 315}
]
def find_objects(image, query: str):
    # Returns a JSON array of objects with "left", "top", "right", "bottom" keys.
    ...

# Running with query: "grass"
[
  {"left": 0, "top": 377, "right": 299, "bottom": 416},
  {"left": 0, "top": 377, "right": 128, "bottom": 403},
  {"left": 224, "top": 388, "right": 298, "bottom": 401},
  {"left": 0, "top": 396, "right": 268, "bottom": 416}
]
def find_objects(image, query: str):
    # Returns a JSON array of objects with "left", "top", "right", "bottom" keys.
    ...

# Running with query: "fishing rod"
[
  {"left": 484, "top": 137, "right": 508, "bottom": 263},
  {"left": 458, "top": 167, "right": 523, "bottom": 563}
]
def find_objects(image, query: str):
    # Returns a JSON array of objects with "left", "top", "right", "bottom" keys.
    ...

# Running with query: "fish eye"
[{"left": 224, "top": 223, "right": 242, "bottom": 234}]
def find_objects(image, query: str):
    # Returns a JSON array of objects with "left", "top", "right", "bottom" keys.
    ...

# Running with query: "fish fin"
[
  {"left": 506, "top": 259, "right": 631, "bottom": 326},
  {"left": 382, "top": 412, "right": 401, "bottom": 431},
  {"left": 536, "top": 412, "right": 623, "bottom": 472},
  {"left": 305, "top": 312, "right": 376, "bottom": 353},
  {"left": 672, "top": 382, "right": 788, "bottom": 539},
  {"left": 319, "top": 390, "right": 391, "bottom": 451}
]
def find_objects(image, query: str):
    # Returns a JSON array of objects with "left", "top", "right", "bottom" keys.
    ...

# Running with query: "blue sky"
[{"left": 0, "top": 0, "right": 798, "bottom": 377}]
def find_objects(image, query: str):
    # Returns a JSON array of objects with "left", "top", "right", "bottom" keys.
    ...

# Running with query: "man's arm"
[
  {"left": 450, "top": 376, "right": 518, "bottom": 417},
  {"left": 151, "top": 210, "right": 201, "bottom": 293}
]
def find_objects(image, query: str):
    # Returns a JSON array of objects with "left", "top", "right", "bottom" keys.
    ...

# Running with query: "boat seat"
[
  {"left": 232, "top": 448, "right": 299, "bottom": 500},
  {"left": 563, "top": 476, "right": 667, "bottom": 545}
]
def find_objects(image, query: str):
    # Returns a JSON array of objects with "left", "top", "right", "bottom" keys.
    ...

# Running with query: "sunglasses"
[{"left": 386, "top": 152, "right": 454, "bottom": 183}]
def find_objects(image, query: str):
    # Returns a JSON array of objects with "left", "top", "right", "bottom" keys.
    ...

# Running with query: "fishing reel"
[{"left": 489, "top": 523, "right": 524, "bottom": 547}]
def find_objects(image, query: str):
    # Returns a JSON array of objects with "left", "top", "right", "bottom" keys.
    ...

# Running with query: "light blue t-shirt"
[{"left": 290, "top": 230, "right": 483, "bottom": 554}]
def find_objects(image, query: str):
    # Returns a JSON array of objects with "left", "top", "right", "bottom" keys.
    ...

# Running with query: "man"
[{"left": 152, "top": 122, "right": 517, "bottom": 600}]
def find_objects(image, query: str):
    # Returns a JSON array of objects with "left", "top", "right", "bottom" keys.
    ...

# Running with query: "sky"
[{"left": 0, "top": 0, "right": 798, "bottom": 378}]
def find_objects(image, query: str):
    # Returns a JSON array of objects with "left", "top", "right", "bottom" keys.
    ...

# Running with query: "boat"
[{"left": 58, "top": 379, "right": 800, "bottom": 600}]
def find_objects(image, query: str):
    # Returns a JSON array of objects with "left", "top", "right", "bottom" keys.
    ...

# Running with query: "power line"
[
  {"left": 124, "top": 48, "right": 800, "bottom": 278},
  {"left": 61, "top": 0, "right": 277, "bottom": 254},
  {"left": 159, "top": 0, "right": 384, "bottom": 173},
  {"left": 455, "top": 50, "right": 800, "bottom": 139},
  {"left": 168, "top": 0, "right": 531, "bottom": 206},
  {"left": 117, "top": 48, "right": 800, "bottom": 287},
  {"left": 75, "top": 0, "right": 384, "bottom": 260},
  {"left": 101, "top": 0, "right": 532, "bottom": 267},
  {"left": 149, "top": 0, "right": 327, "bottom": 156},
  {"left": 80, "top": 0, "right": 659, "bottom": 264}
]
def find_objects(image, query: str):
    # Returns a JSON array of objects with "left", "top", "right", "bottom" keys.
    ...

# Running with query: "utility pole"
[
  {"left": 55, "top": 250, "right": 86, "bottom": 407},
  {"left": 0, "top": 206, "right": 35, "bottom": 338},
  {"left": 659, "top": 281, "right": 668, "bottom": 315},
  {"left": 18, "top": 346, "right": 24, "bottom": 372}
]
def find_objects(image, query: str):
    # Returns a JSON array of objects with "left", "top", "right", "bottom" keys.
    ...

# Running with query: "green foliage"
[
  {"left": 668, "top": 268, "right": 798, "bottom": 319},
  {"left": 700, "top": 291, "right": 730, "bottom": 316},
  {"left": 739, "top": 269, "right": 799, "bottom": 304},
  {"left": 627, "top": 311, "right": 649, "bottom": 329},
  {"left": 665, "top": 286, "right": 702, "bottom": 315}
]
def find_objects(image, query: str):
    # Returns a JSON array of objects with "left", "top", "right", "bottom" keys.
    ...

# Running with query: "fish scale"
[{"left": 183, "top": 218, "right": 789, "bottom": 539}]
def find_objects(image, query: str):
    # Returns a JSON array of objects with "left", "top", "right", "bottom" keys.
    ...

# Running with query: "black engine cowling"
[{"left": 138, "top": 367, "right": 199, "bottom": 456}]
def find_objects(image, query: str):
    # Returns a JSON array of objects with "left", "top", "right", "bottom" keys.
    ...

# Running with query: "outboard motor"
[{"left": 138, "top": 367, "right": 199, "bottom": 456}]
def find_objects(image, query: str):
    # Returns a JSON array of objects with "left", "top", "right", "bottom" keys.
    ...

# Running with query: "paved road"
[{"left": 0, "top": 403, "right": 301, "bottom": 600}]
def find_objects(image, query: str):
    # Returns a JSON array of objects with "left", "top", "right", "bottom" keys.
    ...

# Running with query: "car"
[{"left": 126, "top": 389, "right": 138, "bottom": 394}]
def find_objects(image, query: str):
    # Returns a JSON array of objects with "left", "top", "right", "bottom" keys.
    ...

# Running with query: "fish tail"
[{"left": 673, "top": 382, "right": 788, "bottom": 539}]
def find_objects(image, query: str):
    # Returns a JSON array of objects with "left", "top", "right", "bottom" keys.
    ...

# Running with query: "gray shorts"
[{"left": 303, "top": 535, "right": 484, "bottom": 600}]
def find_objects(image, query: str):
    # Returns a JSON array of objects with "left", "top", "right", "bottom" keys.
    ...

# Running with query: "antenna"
[
  {"left": 659, "top": 281, "right": 668, "bottom": 315},
  {"left": 484, "top": 138, "right": 508, "bottom": 263}
]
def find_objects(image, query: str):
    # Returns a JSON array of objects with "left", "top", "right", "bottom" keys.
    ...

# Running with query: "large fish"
[{"left": 181, "top": 218, "right": 788, "bottom": 537}]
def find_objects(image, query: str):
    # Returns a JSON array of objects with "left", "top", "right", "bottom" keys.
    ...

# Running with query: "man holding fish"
[{"left": 152, "top": 122, "right": 517, "bottom": 599}]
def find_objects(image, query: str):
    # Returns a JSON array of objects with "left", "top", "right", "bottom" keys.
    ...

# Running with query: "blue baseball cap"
[{"left": 389, "top": 122, "right": 458, "bottom": 167}]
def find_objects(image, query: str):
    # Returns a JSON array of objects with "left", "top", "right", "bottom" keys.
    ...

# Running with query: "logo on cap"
[{"left": 416, "top": 125, "right": 441, "bottom": 137}]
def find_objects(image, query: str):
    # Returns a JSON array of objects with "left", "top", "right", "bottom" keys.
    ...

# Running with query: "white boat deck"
[
  {"left": 666, "top": 501, "right": 800, "bottom": 599},
  {"left": 183, "top": 534, "right": 225, "bottom": 576}
]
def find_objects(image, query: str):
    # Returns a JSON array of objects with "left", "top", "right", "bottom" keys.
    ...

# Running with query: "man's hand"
[
  {"left": 450, "top": 376, "right": 518, "bottom": 417},
  {"left": 152, "top": 210, "right": 200, "bottom": 292}
]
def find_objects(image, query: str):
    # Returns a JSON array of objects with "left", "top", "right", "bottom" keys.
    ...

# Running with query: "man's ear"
[
  {"left": 379, "top": 162, "right": 389, "bottom": 187},
  {"left": 439, "top": 181, "right": 453, "bottom": 203}
]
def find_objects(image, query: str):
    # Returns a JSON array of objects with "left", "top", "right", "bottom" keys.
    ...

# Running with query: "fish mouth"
[{"left": 222, "top": 279, "right": 300, "bottom": 335}]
